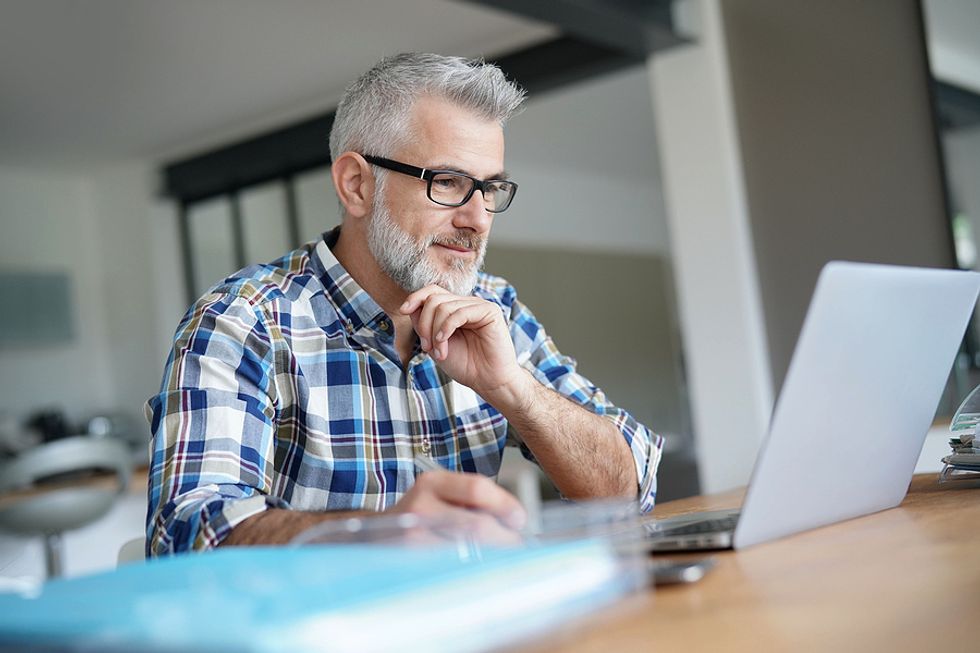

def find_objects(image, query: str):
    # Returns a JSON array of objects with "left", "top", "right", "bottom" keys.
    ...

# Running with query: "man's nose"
[{"left": 452, "top": 189, "right": 494, "bottom": 233}]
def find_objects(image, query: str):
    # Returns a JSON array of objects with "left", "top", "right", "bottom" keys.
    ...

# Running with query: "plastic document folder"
[{"left": 0, "top": 538, "right": 640, "bottom": 653}]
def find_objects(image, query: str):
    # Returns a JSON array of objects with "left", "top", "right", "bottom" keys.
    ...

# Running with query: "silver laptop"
[{"left": 648, "top": 261, "right": 980, "bottom": 552}]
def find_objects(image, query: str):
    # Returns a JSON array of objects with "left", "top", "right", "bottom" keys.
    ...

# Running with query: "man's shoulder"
[{"left": 199, "top": 242, "right": 325, "bottom": 310}]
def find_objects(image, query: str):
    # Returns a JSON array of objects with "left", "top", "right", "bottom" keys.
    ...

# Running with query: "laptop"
[{"left": 647, "top": 261, "right": 980, "bottom": 552}]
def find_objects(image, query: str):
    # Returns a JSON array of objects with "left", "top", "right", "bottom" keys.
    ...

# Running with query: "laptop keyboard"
[{"left": 656, "top": 514, "right": 740, "bottom": 536}]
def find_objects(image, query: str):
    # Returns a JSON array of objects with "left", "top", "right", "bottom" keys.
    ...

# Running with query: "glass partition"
[
  {"left": 187, "top": 197, "right": 235, "bottom": 296},
  {"left": 241, "top": 182, "right": 291, "bottom": 265}
]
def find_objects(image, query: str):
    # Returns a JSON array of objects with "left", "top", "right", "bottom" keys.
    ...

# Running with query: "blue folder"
[{"left": 0, "top": 540, "right": 635, "bottom": 653}]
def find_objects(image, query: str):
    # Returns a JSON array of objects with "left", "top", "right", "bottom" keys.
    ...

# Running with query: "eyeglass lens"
[{"left": 429, "top": 172, "right": 515, "bottom": 212}]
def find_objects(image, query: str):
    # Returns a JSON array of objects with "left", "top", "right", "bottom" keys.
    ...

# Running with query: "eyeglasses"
[{"left": 363, "top": 155, "right": 518, "bottom": 213}]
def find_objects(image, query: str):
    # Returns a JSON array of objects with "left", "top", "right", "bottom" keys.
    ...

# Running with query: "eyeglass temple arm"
[{"left": 363, "top": 155, "right": 428, "bottom": 180}]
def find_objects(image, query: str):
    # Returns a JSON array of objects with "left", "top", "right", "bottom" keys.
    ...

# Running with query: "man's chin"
[
  {"left": 412, "top": 248, "right": 482, "bottom": 294},
  {"left": 428, "top": 269, "right": 479, "bottom": 296}
]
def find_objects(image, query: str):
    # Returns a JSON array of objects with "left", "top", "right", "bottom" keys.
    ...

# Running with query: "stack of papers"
[
  {"left": 0, "top": 538, "right": 640, "bottom": 653},
  {"left": 941, "top": 431, "right": 980, "bottom": 482},
  {"left": 942, "top": 385, "right": 980, "bottom": 482}
]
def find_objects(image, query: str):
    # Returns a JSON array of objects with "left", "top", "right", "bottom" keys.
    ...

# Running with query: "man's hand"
[
  {"left": 389, "top": 469, "right": 527, "bottom": 544},
  {"left": 400, "top": 285, "right": 530, "bottom": 402}
]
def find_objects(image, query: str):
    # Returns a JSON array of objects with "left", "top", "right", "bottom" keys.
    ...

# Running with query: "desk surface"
[{"left": 521, "top": 475, "right": 980, "bottom": 652}]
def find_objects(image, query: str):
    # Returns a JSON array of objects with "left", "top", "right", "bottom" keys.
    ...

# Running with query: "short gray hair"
[{"left": 329, "top": 53, "right": 526, "bottom": 162}]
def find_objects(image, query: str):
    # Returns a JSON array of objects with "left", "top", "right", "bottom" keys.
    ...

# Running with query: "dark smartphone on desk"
[{"left": 648, "top": 557, "right": 716, "bottom": 585}]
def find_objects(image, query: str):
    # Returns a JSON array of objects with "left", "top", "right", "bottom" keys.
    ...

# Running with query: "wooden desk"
[{"left": 523, "top": 475, "right": 980, "bottom": 652}]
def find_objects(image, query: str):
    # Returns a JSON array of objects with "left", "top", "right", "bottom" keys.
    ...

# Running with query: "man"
[{"left": 146, "top": 53, "right": 663, "bottom": 555}]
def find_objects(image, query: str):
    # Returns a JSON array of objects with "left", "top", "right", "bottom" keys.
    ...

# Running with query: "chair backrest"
[
  {"left": 0, "top": 436, "right": 131, "bottom": 492},
  {"left": 0, "top": 436, "right": 131, "bottom": 536}
]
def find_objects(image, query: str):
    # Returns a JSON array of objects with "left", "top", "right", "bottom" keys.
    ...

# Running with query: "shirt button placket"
[{"left": 408, "top": 367, "right": 431, "bottom": 456}]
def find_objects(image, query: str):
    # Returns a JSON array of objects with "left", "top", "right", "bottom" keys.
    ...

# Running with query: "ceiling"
[
  {"left": 0, "top": 0, "right": 554, "bottom": 168},
  {"left": 1, "top": 1, "right": 977, "bottom": 171}
]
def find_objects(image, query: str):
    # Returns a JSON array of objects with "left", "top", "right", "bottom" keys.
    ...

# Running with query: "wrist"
[{"left": 483, "top": 367, "right": 536, "bottom": 413}]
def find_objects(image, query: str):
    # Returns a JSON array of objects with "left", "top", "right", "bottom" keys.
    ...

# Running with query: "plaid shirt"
[{"left": 145, "top": 228, "right": 663, "bottom": 555}]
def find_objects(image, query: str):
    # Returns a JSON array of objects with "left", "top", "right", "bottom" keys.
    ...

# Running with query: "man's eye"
[{"left": 433, "top": 175, "right": 463, "bottom": 189}]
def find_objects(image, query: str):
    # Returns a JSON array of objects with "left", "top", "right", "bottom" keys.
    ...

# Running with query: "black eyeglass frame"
[{"left": 362, "top": 155, "right": 518, "bottom": 213}]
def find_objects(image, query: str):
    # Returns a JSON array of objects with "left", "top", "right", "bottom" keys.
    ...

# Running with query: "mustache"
[{"left": 427, "top": 232, "right": 485, "bottom": 252}]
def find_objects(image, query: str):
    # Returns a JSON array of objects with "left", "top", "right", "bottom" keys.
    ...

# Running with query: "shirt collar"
[
  {"left": 309, "top": 226, "right": 493, "bottom": 338},
  {"left": 310, "top": 227, "right": 389, "bottom": 335}
]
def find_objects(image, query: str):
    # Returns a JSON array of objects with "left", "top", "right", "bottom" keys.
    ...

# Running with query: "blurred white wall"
[
  {"left": 500, "top": 66, "right": 670, "bottom": 256},
  {"left": 0, "top": 163, "right": 184, "bottom": 432},
  {"left": 0, "top": 169, "right": 115, "bottom": 420}
]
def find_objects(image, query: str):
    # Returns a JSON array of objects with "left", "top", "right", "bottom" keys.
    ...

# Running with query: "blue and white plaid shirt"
[{"left": 145, "top": 228, "right": 663, "bottom": 555}]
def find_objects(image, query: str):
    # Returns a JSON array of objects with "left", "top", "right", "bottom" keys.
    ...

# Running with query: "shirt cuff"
[
  {"left": 632, "top": 426, "right": 664, "bottom": 513},
  {"left": 151, "top": 490, "right": 290, "bottom": 555}
]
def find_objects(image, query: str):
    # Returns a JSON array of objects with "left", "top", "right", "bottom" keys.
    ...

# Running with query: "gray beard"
[{"left": 366, "top": 194, "right": 487, "bottom": 297}]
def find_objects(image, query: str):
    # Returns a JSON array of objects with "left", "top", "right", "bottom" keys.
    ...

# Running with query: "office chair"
[{"left": 0, "top": 435, "right": 131, "bottom": 577}]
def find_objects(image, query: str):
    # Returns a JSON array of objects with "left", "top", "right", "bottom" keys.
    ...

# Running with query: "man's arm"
[
  {"left": 401, "top": 285, "right": 658, "bottom": 502},
  {"left": 489, "top": 369, "right": 637, "bottom": 499},
  {"left": 220, "top": 508, "right": 372, "bottom": 546},
  {"left": 146, "top": 292, "right": 286, "bottom": 555}
]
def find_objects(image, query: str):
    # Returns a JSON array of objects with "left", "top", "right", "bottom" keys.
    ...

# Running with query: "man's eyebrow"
[{"left": 429, "top": 163, "right": 510, "bottom": 180}]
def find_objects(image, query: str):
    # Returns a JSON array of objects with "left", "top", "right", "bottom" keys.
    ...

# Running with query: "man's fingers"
[
  {"left": 415, "top": 470, "right": 527, "bottom": 530},
  {"left": 401, "top": 505, "right": 524, "bottom": 547},
  {"left": 432, "top": 302, "right": 496, "bottom": 342},
  {"left": 431, "top": 301, "right": 497, "bottom": 361},
  {"left": 401, "top": 288, "right": 451, "bottom": 351},
  {"left": 407, "top": 294, "right": 498, "bottom": 359},
  {"left": 432, "top": 507, "right": 525, "bottom": 547},
  {"left": 429, "top": 300, "right": 492, "bottom": 360},
  {"left": 399, "top": 284, "right": 449, "bottom": 316},
  {"left": 413, "top": 292, "right": 457, "bottom": 351}
]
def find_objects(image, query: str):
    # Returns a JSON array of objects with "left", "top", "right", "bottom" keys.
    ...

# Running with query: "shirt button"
[
  {"left": 378, "top": 320, "right": 389, "bottom": 332},
  {"left": 344, "top": 320, "right": 354, "bottom": 334}
]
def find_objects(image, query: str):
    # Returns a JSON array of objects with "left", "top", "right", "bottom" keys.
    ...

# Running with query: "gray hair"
[{"left": 329, "top": 53, "right": 526, "bottom": 162}]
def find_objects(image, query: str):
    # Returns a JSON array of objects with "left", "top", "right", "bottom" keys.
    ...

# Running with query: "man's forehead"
[{"left": 401, "top": 96, "right": 506, "bottom": 175}]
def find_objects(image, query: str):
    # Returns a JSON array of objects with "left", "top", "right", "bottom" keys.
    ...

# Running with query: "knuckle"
[{"left": 435, "top": 303, "right": 454, "bottom": 321}]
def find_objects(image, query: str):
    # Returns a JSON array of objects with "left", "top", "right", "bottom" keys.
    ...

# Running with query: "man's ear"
[{"left": 331, "top": 152, "right": 373, "bottom": 219}]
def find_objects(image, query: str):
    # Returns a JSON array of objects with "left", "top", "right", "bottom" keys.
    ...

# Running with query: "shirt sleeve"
[
  {"left": 144, "top": 292, "right": 289, "bottom": 556},
  {"left": 497, "top": 285, "right": 665, "bottom": 513}
]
